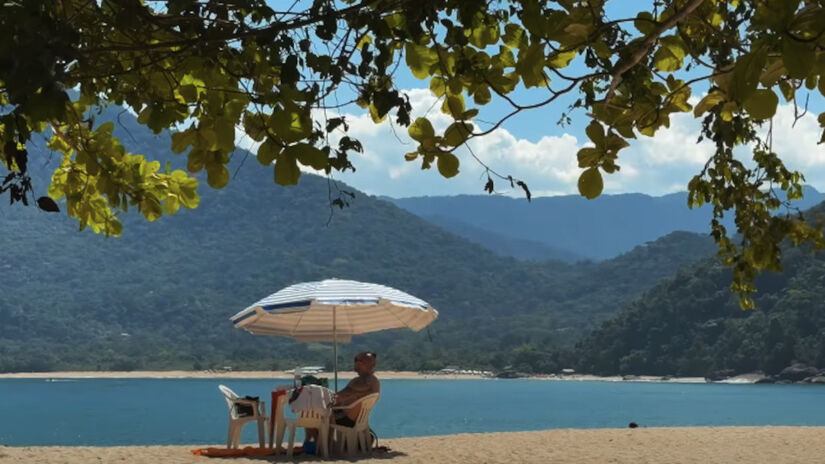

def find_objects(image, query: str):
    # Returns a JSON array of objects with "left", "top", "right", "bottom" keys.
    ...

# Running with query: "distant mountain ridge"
[
  {"left": 421, "top": 214, "right": 585, "bottom": 263},
  {"left": 389, "top": 188, "right": 825, "bottom": 262}
]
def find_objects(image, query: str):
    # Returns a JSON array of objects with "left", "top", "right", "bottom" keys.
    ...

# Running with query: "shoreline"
[
  {"left": 0, "top": 370, "right": 713, "bottom": 383},
  {"left": 3, "top": 427, "right": 825, "bottom": 463}
]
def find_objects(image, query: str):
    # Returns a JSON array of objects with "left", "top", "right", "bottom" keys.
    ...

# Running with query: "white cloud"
[{"left": 236, "top": 88, "right": 825, "bottom": 198}]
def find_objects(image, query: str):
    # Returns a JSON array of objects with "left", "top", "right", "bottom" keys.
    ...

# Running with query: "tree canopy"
[{"left": 2, "top": 0, "right": 825, "bottom": 306}]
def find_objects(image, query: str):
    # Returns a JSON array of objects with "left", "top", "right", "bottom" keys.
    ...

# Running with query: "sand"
[{"left": 3, "top": 427, "right": 825, "bottom": 463}]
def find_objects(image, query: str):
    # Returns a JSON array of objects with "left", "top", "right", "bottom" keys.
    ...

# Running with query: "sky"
[{"left": 235, "top": 1, "right": 825, "bottom": 200}]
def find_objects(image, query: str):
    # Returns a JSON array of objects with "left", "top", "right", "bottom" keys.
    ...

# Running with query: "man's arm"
[{"left": 334, "top": 377, "right": 373, "bottom": 405}]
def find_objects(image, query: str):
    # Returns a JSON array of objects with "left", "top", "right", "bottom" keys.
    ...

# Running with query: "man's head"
[{"left": 353, "top": 351, "right": 377, "bottom": 375}]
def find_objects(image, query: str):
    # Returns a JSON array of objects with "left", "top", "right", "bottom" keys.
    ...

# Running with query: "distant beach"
[
  {"left": 0, "top": 370, "right": 480, "bottom": 380},
  {"left": 4, "top": 427, "right": 825, "bottom": 463},
  {"left": 0, "top": 370, "right": 719, "bottom": 382},
  {"left": 0, "top": 370, "right": 726, "bottom": 383}
]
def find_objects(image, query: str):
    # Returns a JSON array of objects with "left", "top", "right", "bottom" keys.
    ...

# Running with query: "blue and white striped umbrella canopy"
[{"left": 230, "top": 279, "right": 439, "bottom": 342}]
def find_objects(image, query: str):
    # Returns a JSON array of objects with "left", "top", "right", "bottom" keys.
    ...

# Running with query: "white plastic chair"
[
  {"left": 218, "top": 384, "right": 267, "bottom": 449},
  {"left": 281, "top": 385, "right": 334, "bottom": 458},
  {"left": 269, "top": 391, "right": 289, "bottom": 452},
  {"left": 285, "top": 407, "right": 330, "bottom": 458},
  {"left": 329, "top": 393, "right": 380, "bottom": 456}
]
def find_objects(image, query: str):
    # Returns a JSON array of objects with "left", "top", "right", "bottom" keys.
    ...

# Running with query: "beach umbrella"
[{"left": 230, "top": 278, "right": 438, "bottom": 389}]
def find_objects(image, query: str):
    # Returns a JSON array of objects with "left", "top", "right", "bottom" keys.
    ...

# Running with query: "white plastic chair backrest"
[
  {"left": 218, "top": 384, "right": 241, "bottom": 418},
  {"left": 296, "top": 407, "right": 326, "bottom": 427},
  {"left": 290, "top": 385, "right": 333, "bottom": 427},
  {"left": 350, "top": 393, "right": 380, "bottom": 431}
]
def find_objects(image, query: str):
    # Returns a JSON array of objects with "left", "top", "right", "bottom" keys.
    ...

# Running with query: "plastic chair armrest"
[{"left": 232, "top": 398, "right": 259, "bottom": 406}]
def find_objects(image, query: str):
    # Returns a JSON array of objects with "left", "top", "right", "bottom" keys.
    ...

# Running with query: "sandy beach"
[
  {"left": 3, "top": 427, "right": 825, "bottom": 463},
  {"left": 0, "top": 370, "right": 484, "bottom": 380}
]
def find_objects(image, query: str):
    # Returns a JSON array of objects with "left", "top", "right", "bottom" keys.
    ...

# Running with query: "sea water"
[{"left": 2, "top": 378, "right": 825, "bottom": 446}]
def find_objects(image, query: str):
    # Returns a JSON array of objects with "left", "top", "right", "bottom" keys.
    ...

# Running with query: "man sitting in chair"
[
  {"left": 332, "top": 351, "right": 380, "bottom": 427},
  {"left": 305, "top": 351, "right": 380, "bottom": 446}
]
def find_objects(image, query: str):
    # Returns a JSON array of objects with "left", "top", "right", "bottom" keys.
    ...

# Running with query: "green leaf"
[
  {"left": 496, "top": 46, "right": 516, "bottom": 67},
  {"left": 409, "top": 118, "right": 435, "bottom": 142},
  {"left": 548, "top": 50, "right": 577, "bottom": 69},
  {"left": 743, "top": 89, "right": 778, "bottom": 120},
  {"left": 163, "top": 194, "right": 180, "bottom": 215},
  {"left": 470, "top": 24, "right": 499, "bottom": 48},
  {"left": 284, "top": 143, "right": 328, "bottom": 170},
  {"left": 503, "top": 24, "right": 526, "bottom": 49},
  {"left": 443, "top": 122, "right": 473, "bottom": 147},
  {"left": 405, "top": 42, "right": 437, "bottom": 79},
  {"left": 720, "top": 101, "right": 738, "bottom": 121},
  {"left": 437, "top": 152, "right": 459, "bottom": 178},
  {"left": 577, "top": 147, "right": 600, "bottom": 168},
  {"left": 243, "top": 111, "right": 268, "bottom": 142},
  {"left": 578, "top": 167, "right": 603, "bottom": 199},
  {"left": 782, "top": 38, "right": 814, "bottom": 79},
  {"left": 215, "top": 119, "right": 235, "bottom": 152},
  {"left": 585, "top": 120, "right": 605, "bottom": 145},
  {"left": 731, "top": 47, "right": 768, "bottom": 103},
  {"left": 694, "top": 92, "right": 726, "bottom": 117},
  {"left": 274, "top": 154, "right": 301, "bottom": 186},
  {"left": 634, "top": 12, "right": 656, "bottom": 35},
  {"left": 760, "top": 58, "right": 786, "bottom": 87},
  {"left": 429, "top": 77, "right": 446, "bottom": 97},
  {"left": 269, "top": 106, "right": 312, "bottom": 143},
  {"left": 515, "top": 43, "right": 548, "bottom": 88},
  {"left": 779, "top": 80, "right": 795, "bottom": 101},
  {"left": 257, "top": 139, "right": 281, "bottom": 165},
  {"left": 604, "top": 133, "right": 630, "bottom": 153},
  {"left": 206, "top": 164, "right": 230, "bottom": 189},
  {"left": 139, "top": 196, "right": 163, "bottom": 221},
  {"left": 442, "top": 95, "right": 465, "bottom": 118},
  {"left": 653, "top": 36, "right": 686, "bottom": 72},
  {"left": 171, "top": 130, "right": 194, "bottom": 154},
  {"left": 473, "top": 85, "right": 491, "bottom": 105}
]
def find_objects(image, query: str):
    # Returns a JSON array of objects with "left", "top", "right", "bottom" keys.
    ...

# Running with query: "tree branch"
[{"left": 604, "top": 0, "right": 704, "bottom": 106}]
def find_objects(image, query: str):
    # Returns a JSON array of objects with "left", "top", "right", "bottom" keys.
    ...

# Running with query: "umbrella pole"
[{"left": 333, "top": 305, "right": 338, "bottom": 391}]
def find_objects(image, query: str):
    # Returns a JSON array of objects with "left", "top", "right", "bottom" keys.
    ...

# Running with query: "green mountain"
[
  {"left": 0, "top": 108, "right": 718, "bottom": 374},
  {"left": 390, "top": 189, "right": 824, "bottom": 262},
  {"left": 572, "top": 206, "right": 825, "bottom": 378},
  {"left": 419, "top": 214, "right": 585, "bottom": 262}
]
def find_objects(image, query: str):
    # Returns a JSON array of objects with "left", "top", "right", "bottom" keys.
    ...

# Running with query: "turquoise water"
[{"left": 2, "top": 378, "right": 825, "bottom": 446}]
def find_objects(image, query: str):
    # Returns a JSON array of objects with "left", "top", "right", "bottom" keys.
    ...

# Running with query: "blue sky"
[{"left": 239, "top": 2, "right": 825, "bottom": 199}]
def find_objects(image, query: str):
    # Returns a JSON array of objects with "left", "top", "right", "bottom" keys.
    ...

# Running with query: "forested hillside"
[
  {"left": 0, "top": 109, "right": 719, "bottom": 373},
  {"left": 572, "top": 207, "right": 825, "bottom": 378}
]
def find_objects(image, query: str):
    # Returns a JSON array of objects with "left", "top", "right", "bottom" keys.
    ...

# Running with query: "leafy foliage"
[{"left": 2, "top": 0, "right": 825, "bottom": 304}]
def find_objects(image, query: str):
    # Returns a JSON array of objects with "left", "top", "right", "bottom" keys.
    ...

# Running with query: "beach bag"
[
  {"left": 300, "top": 375, "right": 329, "bottom": 388},
  {"left": 234, "top": 395, "right": 259, "bottom": 417}
]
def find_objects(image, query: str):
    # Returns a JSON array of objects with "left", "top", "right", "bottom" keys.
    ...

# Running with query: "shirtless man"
[
  {"left": 304, "top": 351, "right": 379, "bottom": 446},
  {"left": 332, "top": 351, "right": 380, "bottom": 426}
]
